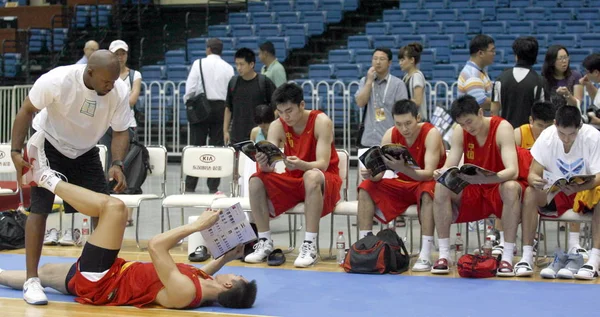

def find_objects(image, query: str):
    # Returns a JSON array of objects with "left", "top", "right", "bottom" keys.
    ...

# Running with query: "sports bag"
[
  {"left": 186, "top": 59, "right": 211, "bottom": 124},
  {"left": 0, "top": 210, "right": 27, "bottom": 250},
  {"left": 119, "top": 140, "right": 152, "bottom": 195},
  {"left": 457, "top": 254, "right": 499, "bottom": 278},
  {"left": 343, "top": 229, "right": 409, "bottom": 274}
]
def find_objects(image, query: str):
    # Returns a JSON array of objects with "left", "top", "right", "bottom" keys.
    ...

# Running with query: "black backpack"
[
  {"left": 120, "top": 140, "right": 152, "bottom": 194},
  {"left": 342, "top": 229, "right": 410, "bottom": 274},
  {"left": 0, "top": 210, "right": 27, "bottom": 250}
]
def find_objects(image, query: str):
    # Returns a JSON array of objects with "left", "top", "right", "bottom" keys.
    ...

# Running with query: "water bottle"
[
  {"left": 81, "top": 218, "right": 90, "bottom": 246},
  {"left": 482, "top": 237, "right": 493, "bottom": 257},
  {"left": 336, "top": 231, "right": 346, "bottom": 265},
  {"left": 455, "top": 232, "right": 464, "bottom": 261}
]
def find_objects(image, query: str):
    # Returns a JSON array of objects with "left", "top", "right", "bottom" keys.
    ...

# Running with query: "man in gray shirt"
[
  {"left": 355, "top": 47, "right": 408, "bottom": 147},
  {"left": 259, "top": 41, "right": 287, "bottom": 88}
]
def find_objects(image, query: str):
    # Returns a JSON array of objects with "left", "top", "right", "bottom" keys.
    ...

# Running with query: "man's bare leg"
[
  {"left": 432, "top": 183, "right": 461, "bottom": 274},
  {"left": 0, "top": 263, "right": 73, "bottom": 294},
  {"left": 413, "top": 193, "right": 435, "bottom": 271},
  {"left": 575, "top": 203, "right": 600, "bottom": 279},
  {"left": 294, "top": 170, "right": 325, "bottom": 268},
  {"left": 515, "top": 186, "right": 546, "bottom": 277},
  {"left": 25, "top": 213, "right": 48, "bottom": 279},
  {"left": 496, "top": 181, "right": 521, "bottom": 276},
  {"left": 357, "top": 189, "right": 375, "bottom": 236},
  {"left": 244, "top": 177, "right": 274, "bottom": 263}
]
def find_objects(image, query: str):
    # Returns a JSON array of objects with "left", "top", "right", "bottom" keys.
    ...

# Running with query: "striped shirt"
[{"left": 457, "top": 61, "right": 492, "bottom": 105}]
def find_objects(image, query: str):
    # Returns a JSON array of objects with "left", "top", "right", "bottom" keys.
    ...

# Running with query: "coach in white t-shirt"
[
  {"left": 10, "top": 50, "right": 131, "bottom": 305},
  {"left": 517, "top": 106, "right": 600, "bottom": 279}
]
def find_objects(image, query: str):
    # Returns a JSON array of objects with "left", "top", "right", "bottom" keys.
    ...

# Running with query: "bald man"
[
  {"left": 11, "top": 50, "right": 133, "bottom": 305},
  {"left": 76, "top": 40, "right": 99, "bottom": 64}
]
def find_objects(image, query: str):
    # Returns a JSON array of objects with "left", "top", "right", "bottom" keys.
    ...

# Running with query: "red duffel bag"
[{"left": 457, "top": 254, "right": 499, "bottom": 278}]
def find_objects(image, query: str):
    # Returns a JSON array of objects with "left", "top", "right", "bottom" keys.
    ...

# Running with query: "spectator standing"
[
  {"left": 542, "top": 45, "right": 584, "bottom": 108},
  {"left": 458, "top": 35, "right": 495, "bottom": 111},
  {"left": 258, "top": 41, "right": 287, "bottom": 88},
  {"left": 399, "top": 43, "right": 428, "bottom": 120},
  {"left": 76, "top": 40, "right": 99, "bottom": 65}
]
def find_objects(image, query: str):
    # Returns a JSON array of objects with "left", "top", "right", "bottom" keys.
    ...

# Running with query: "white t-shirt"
[
  {"left": 403, "top": 71, "right": 427, "bottom": 120},
  {"left": 531, "top": 124, "right": 600, "bottom": 178},
  {"left": 123, "top": 69, "right": 142, "bottom": 128},
  {"left": 30, "top": 64, "right": 131, "bottom": 159}
]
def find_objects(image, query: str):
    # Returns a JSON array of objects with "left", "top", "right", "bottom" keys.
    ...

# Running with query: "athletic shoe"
[
  {"left": 23, "top": 131, "right": 49, "bottom": 186},
  {"left": 58, "top": 229, "right": 75, "bottom": 246},
  {"left": 412, "top": 258, "right": 432, "bottom": 272},
  {"left": 43, "top": 228, "right": 58, "bottom": 245},
  {"left": 244, "top": 238, "right": 273, "bottom": 263},
  {"left": 568, "top": 246, "right": 589, "bottom": 261},
  {"left": 540, "top": 249, "right": 568, "bottom": 279},
  {"left": 294, "top": 241, "right": 318, "bottom": 268},
  {"left": 514, "top": 261, "right": 534, "bottom": 277},
  {"left": 557, "top": 253, "right": 584, "bottom": 279},
  {"left": 492, "top": 245, "right": 504, "bottom": 256},
  {"left": 23, "top": 277, "right": 48, "bottom": 305},
  {"left": 575, "top": 264, "right": 599, "bottom": 280},
  {"left": 431, "top": 258, "right": 450, "bottom": 274}
]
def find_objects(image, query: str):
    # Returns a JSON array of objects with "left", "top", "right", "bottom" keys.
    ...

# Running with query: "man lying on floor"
[{"left": 0, "top": 131, "right": 257, "bottom": 308}]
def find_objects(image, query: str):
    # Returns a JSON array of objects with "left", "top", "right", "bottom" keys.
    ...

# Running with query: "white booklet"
[{"left": 200, "top": 203, "right": 257, "bottom": 259}]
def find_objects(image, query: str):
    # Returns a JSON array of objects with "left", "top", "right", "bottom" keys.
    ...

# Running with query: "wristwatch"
[{"left": 111, "top": 160, "right": 125, "bottom": 171}]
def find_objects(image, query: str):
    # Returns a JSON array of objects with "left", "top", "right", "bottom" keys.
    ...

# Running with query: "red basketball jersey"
[
  {"left": 68, "top": 258, "right": 211, "bottom": 308},
  {"left": 391, "top": 122, "right": 446, "bottom": 181},
  {"left": 281, "top": 110, "right": 339, "bottom": 178},
  {"left": 462, "top": 116, "right": 505, "bottom": 172}
]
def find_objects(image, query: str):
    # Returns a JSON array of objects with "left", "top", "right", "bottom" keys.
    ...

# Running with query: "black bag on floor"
[
  {"left": 342, "top": 229, "right": 410, "bottom": 274},
  {"left": 118, "top": 140, "right": 152, "bottom": 195},
  {"left": 0, "top": 210, "right": 27, "bottom": 250}
]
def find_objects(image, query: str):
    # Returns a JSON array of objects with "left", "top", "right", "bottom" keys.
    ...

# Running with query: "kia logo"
[
  {"left": 0, "top": 151, "right": 5, "bottom": 159},
  {"left": 199, "top": 154, "right": 215, "bottom": 163}
]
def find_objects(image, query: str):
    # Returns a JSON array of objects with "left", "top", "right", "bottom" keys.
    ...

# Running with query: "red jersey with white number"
[{"left": 391, "top": 122, "right": 446, "bottom": 181}]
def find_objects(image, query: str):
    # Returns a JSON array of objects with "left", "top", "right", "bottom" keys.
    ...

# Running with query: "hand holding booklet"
[
  {"left": 435, "top": 164, "right": 497, "bottom": 194},
  {"left": 359, "top": 144, "right": 420, "bottom": 177},
  {"left": 542, "top": 170, "right": 595, "bottom": 204},
  {"left": 200, "top": 203, "right": 257, "bottom": 259},
  {"left": 233, "top": 140, "right": 286, "bottom": 166}
]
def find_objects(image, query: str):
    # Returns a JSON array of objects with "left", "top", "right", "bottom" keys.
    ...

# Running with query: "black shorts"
[
  {"left": 64, "top": 242, "right": 120, "bottom": 294},
  {"left": 30, "top": 139, "right": 108, "bottom": 214}
]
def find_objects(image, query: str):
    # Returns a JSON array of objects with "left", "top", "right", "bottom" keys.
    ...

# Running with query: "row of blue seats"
[
  {"left": 210, "top": 21, "right": 324, "bottom": 39},
  {"left": 397, "top": 0, "right": 596, "bottom": 10},
  {"left": 230, "top": 10, "right": 342, "bottom": 25},
  {"left": 186, "top": 37, "right": 289, "bottom": 62},
  {"left": 28, "top": 28, "right": 68, "bottom": 54},
  {"left": 0, "top": 0, "right": 26, "bottom": 6},
  {"left": 73, "top": 5, "right": 112, "bottom": 28},
  {"left": 208, "top": 24, "right": 308, "bottom": 49},
  {"left": 367, "top": 20, "right": 600, "bottom": 37},
  {"left": 247, "top": 0, "right": 358, "bottom": 14},
  {"left": 1, "top": 53, "right": 21, "bottom": 78},
  {"left": 141, "top": 57, "right": 266, "bottom": 82}
]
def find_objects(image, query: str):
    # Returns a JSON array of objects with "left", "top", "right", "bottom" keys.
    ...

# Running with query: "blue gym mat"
[{"left": 0, "top": 254, "right": 593, "bottom": 316}]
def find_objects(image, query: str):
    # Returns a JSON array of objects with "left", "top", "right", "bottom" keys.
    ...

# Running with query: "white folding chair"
[
  {"left": 0, "top": 144, "right": 21, "bottom": 196},
  {"left": 162, "top": 146, "right": 234, "bottom": 229},
  {"left": 111, "top": 146, "right": 168, "bottom": 249},
  {"left": 535, "top": 209, "right": 593, "bottom": 265},
  {"left": 210, "top": 152, "right": 253, "bottom": 210}
]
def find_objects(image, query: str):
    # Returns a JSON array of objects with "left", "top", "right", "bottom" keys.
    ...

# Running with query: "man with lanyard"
[{"left": 355, "top": 47, "right": 408, "bottom": 148}]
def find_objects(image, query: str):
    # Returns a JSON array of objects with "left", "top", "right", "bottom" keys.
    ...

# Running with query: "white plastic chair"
[
  {"left": 162, "top": 146, "right": 234, "bottom": 228},
  {"left": 111, "top": 146, "right": 168, "bottom": 249},
  {"left": 535, "top": 209, "right": 593, "bottom": 265},
  {"left": 0, "top": 144, "right": 20, "bottom": 196}
]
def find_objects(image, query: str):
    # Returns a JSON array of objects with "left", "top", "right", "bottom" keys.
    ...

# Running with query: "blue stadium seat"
[
  {"left": 576, "top": 8, "right": 600, "bottom": 20},
  {"left": 257, "top": 24, "right": 282, "bottom": 37},
  {"left": 52, "top": 28, "right": 68, "bottom": 52},
  {"left": 407, "top": 10, "right": 432, "bottom": 21},
  {"left": 399, "top": 0, "right": 421, "bottom": 9},
  {"left": 537, "top": 49, "right": 548, "bottom": 65},
  {"left": 276, "top": 12, "right": 301, "bottom": 24},
  {"left": 432, "top": 9, "right": 457, "bottom": 21},
  {"left": 354, "top": 49, "right": 373, "bottom": 64},
  {"left": 302, "top": 11, "right": 326, "bottom": 35},
  {"left": 534, "top": 34, "right": 548, "bottom": 48},
  {"left": 218, "top": 37, "right": 236, "bottom": 51},
  {"left": 444, "top": 21, "right": 469, "bottom": 47},
  {"left": 579, "top": 34, "right": 600, "bottom": 51},
  {"left": 482, "top": 21, "right": 506, "bottom": 34},
  {"left": 532, "top": 0, "right": 559, "bottom": 6},
  {"left": 417, "top": 22, "right": 441, "bottom": 34},
  {"left": 236, "top": 37, "right": 260, "bottom": 50},
  {"left": 296, "top": 0, "right": 319, "bottom": 11},
  {"left": 496, "top": 8, "right": 521, "bottom": 21},
  {"left": 564, "top": 21, "right": 589, "bottom": 34},
  {"left": 521, "top": 7, "right": 545, "bottom": 21},
  {"left": 366, "top": 22, "right": 389, "bottom": 35},
  {"left": 29, "top": 29, "right": 49, "bottom": 53},
  {"left": 421, "top": 48, "right": 436, "bottom": 77},
  {"left": 208, "top": 25, "right": 230, "bottom": 37},
  {"left": 252, "top": 12, "right": 276, "bottom": 24},
  {"left": 509, "top": 0, "right": 530, "bottom": 7},
  {"left": 494, "top": 35, "right": 518, "bottom": 49},
  {"left": 476, "top": 0, "right": 497, "bottom": 20},
  {"left": 141, "top": 65, "right": 165, "bottom": 81},
  {"left": 283, "top": 24, "right": 309, "bottom": 48},
  {"left": 432, "top": 64, "right": 459, "bottom": 83},
  {"left": 265, "top": 37, "right": 289, "bottom": 61},
  {"left": 448, "top": 0, "right": 471, "bottom": 8},
  {"left": 383, "top": 10, "right": 405, "bottom": 22},
  {"left": 95, "top": 5, "right": 112, "bottom": 28},
  {"left": 422, "top": 0, "right": 446, "bottom": 9},
  {"left": 231, "top": 24, "right": 255, "bottom": 37},
  {"left": 563, "top": 0, "right": 586, "bottom": 7},
  {"left": 488, "top": 64, "right": 510, "bottom": 81},
  {"left": 548, "top": 8, "right": 575, "bottom": 20},
  {"left": 429, "top": 35, "right": 453, "bottom": 63},
  {"left": 348, "top": 35, "right": 372, "bottom": 49},
  {"left": 187, "top": 37, "right": 206, "bottom": 57},
  {"left": 74, "top": 5, "right": 91, "bottom": 28},
  {"left": 248, "top": 1, "right": 269, "bottom": 12},
  {"left": 390, "top": 22, "right": 416, "bottom": 34},
  {"left": 496, "top": 0, "right": 510, "bottom": 5},
  {"left": 372, "top": 35, "right": 398, "bottom": 48},
  {"left": 221, "top": 50, "right": 236, "bottom": 64},
  {"left": 459, "top": 9, "right": 484, "bottom": 33},
  {"left": 535, "top": 21, "right": 562, "bottom": 34},
  {"left": 1, "top": 53, "right": 21, "bottom": 78},
  {"left": 549, "top": 34, "right": 577, "bottom": 48},
  {"left": 166, "top": 65, "right": 188, "bottom": 81},
  {"left": 271, "top": 0, "right": 294, "bottom": 12},
  {"left": 450, "top": 49, "right": 469, "bottom": 64},
  {"left": 189, "top": 50, "right": 207, "bottom": 63},
  {"left": 343, "top": 0, "right": 358, "bottom": 11},
  {"left": 336, "top": 64, "right": 362, "bottom": 80},
  {"left": 322, "top": 0, "right": 344, "bottom": 22},
  {"left": 508, "top": 21, "right": 533, "bottom": 34},
  {"left": 329, "top": 49, "right": 354, "bottom": 63},
  {"left": 503, "top": 49, "right": 514, "bottom": 64},
  {"left": 165, "top": 50, "right": 186, "bottom": 65},
  {"left": 308, "top": 64, "right": 335, "bottom": 80},
  {"left": 570, "top": 48, "right": 592, "bottom": 65},
  {"left": 229, "top": 12, "right": 251, "bottom": 25},
  {"left": 390, "top": 64, "right": 403, "bottom": 78},
  {"left": 398, "top": 35, "right": 427, "bottom": 48}
]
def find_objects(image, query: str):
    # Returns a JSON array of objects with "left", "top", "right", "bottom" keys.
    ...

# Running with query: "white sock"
[
  {"left": 359, "top": 230, "right": 371, "bottom": 239},
  {"left": 522, "top": 245, "right": 534, "bottom": 265},
  {"left": 258, "top": 231, "right": 272, "bottom": 242},
  {"left": 501, "top": 242, "right": 515, "bottom": 265},
  {"left": 438, "top": 238, "right": 450, "bottom": 261},
  {"left": 304, "top": 232, "right": 318, "bottom": 244},
  {"left": 499, "top": 231, "right": 505, "bottom": 245},
  {"left": 568, "top": 232, "right": 581, "bottom": 251},
  {"left": 39, "top": 172, "right": 61, "bottom": 194},
  {"left": 419, "top": 235, "right": 434, "bottom": 260},
  {"left": 586, "top": 248, "right": 600, "bottom": 268}
]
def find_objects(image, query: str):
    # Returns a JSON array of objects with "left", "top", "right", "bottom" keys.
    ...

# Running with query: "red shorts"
[
  {"left": 252, "top": 170, "right": 342, "bottom": 218},
  {"left": 455, "top": 180, "right": 527, "bottom": 223},
  {"left": 539, "top": 192, "right": 576, "bottom": 218},
  {"left": 358, "top": 178, "right": 435, "bottom": 223}
]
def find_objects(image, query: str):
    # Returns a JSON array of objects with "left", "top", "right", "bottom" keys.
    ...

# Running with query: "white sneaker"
[
  {"left": 294, "top": 241, "right": 318, "bottom": 268},
  {"left": 23, "top": 277, "right": 48, "bottom": 305},
  {"left": 412, "top": 258, "right": 433, "bottom": 272},
  {"left": 244, "top": 238, "right": 273, "bottom": 263},
  {"left": 58, "top": 229, "right": 75, "bottom": 246},
  {"left": 568, "top": 246, "right": 589, "bottom": 261},
  {"left": 43, "top": 228, "right": 58, "bottom": 245},
  {"left": 23, "top": 131, "right": 50, "bottom": 186}
]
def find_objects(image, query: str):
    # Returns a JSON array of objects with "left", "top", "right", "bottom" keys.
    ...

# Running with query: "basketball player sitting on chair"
[
  {"left": 244, "top": 83, "right": 343, "bottom": 268},
  {"left": 0, "top": 131, "right": 257, "bottom": 309}
]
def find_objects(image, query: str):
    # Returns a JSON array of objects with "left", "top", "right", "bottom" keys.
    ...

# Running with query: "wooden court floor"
[{"left": 1, "top": 239, "right": 598, "bottom": 317}]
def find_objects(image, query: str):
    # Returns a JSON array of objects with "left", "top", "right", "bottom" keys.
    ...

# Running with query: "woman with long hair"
[{"left": 541, "top": 45, "right": 583, "bottom": 108}]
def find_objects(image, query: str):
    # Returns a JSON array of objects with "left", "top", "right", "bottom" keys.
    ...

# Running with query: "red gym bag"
[{"left": 457, "top": 254, "right": 499, "bottom": 278}]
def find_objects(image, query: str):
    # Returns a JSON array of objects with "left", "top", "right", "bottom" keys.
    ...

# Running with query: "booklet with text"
[
  {"left": 358, "top": 144, "right": 420, "bottom": 177},
  {"left": 233, "top": 140, "right": 286, "bottom": 166},
  {"left": 435, "top": 164, "right": 497, "bottom": 194},
  {"left": 200, "top": 203, "right": 257, "bottom": 259},
  {"left": 542, "top": 170, "right": 595, "bottom": 204}
]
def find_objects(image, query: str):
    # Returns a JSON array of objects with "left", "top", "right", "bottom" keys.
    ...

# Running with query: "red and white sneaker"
[
  {"left": 431, "top": 258, "right": 450, "bottom": 274},
  {"left": 23, "top": 131, "right": 50, "bottom": 186}
]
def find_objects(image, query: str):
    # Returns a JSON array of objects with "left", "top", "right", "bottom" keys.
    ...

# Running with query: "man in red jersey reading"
[
  {"left": 0, "top": 131, "right": 257, "bottom": 309},
  {"left": 357, "top": 99, "right": 446, "bottom": 272},
  {"left": 430, "top": 95, "right": 525, "bottom": 277},
  {"left": 244, "top": 83, "right": 342, "bottom": 268}
]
